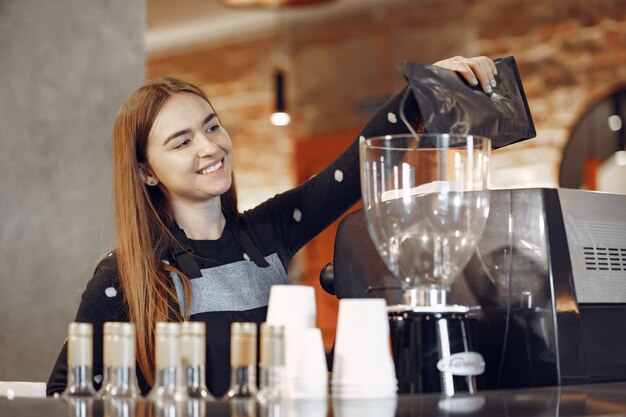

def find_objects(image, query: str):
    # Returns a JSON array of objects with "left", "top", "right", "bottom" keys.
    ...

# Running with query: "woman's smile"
[{"left": 197, "top": 159, "right": 224, "bottom": 176}]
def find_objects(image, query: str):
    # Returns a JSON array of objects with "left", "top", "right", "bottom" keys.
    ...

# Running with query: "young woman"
[{"left": 47, "top": 56, "right": 497, "bottom": 397}]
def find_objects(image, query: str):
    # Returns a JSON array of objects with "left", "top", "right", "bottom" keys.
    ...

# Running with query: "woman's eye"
[
  {"left": 205, "top": 124, "right": 220, "bottom": 133},
  {"left": 174, "top": 139, "right": 190, "bottom": 149}
]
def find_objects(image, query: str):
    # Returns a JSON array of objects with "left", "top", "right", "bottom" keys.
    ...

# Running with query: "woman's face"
[{"left": 143, "top": 93, "right": 234, "bottom": 207}]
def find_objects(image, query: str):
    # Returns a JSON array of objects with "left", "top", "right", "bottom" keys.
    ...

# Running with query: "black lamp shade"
[{"left": 275, "top": 70, "right": 286, "bottom": 112}]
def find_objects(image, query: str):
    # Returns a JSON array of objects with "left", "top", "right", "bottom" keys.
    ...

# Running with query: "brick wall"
[
  {"left": 148, "top": 0, "right": 626, "bottom": 346},
  {"left": 473, "top": 0, "right": 626, "bottom": 188}
]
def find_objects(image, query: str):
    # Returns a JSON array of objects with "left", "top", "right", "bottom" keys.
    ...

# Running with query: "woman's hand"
[{"left": 433, "top": 56, "right": 497, "bottom": 95}]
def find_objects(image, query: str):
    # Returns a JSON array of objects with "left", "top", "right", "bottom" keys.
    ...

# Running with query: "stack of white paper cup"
[
  {"left": 283, "top": 328, "right": 328, "bottom": 398},
  {"left": 267, "top": 285, "right": 328, "bottom": 399},
  {"left": 266, "top": 285, "right": 316, "bottom": 329},
  {"left": 331, "top": 298, "right": 397, "bottom": 399}
]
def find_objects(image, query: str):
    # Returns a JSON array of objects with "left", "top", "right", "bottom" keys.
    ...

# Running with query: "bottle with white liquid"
[
  {"left": 148, "top": 322, "right": 186, "bottom": 402},
  {"left": 100, "top": 322, "right": 141, "bottom": 399},
  {"left": 63, "top": 322, "right": 97, "bottom": 398},
  {"left": 180, "top": 321, "right": 214, "bottom": 399},
  {"left": 225, "top": 322, "right": 258, "bottom": 399},
  {"left": 257, "top": 323, "right": 284, "bottom": 403}
]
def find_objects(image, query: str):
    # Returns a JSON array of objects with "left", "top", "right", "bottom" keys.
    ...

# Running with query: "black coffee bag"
[{"left": 401, "top": 56, "right": 536, "bottom": 149}]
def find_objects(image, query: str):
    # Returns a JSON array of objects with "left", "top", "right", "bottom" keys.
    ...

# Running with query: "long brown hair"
[{"left": 113, "top": 77, "right": 238, "bottom": 385}]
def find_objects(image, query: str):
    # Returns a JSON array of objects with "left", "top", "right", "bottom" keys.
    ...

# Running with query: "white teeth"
[{"left": 199, "top": 160, "right": 223, "bottom": 175}]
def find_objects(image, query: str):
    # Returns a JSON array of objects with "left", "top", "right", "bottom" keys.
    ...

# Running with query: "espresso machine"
[{"left": 322, "top": 188, "right": 626, "bottom": 393}]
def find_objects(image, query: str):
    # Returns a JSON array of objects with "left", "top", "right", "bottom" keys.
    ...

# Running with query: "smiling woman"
[
  {"left": 46, "top": 56, "right": 497, "bottom": 398},
  {"left": 142, "top": 94, "right": 234, "bottom": 213}
]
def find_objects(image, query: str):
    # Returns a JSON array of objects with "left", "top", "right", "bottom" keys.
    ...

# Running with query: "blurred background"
[{"left": 1, "top": 0, "right": 625, "bottom": 383}]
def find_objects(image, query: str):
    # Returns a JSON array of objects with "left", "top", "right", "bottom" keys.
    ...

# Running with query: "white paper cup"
[
  {"left": 283, "top": 328, "right": 328, "bottom": 399},
  {"left": 331, "top": 298, "right": 397, "bottom": 397},
  {"left": 267, "top": 285, "right": 316, "bottom": 330},
  {"left": 332, "top": 352, "right": 396, "bottom": 385},
  {"left": 331, "top": 385, "right": 398, "bottom": 399},
  {"left": 333, "top": 299, "right": 389, "bottom": 353}
]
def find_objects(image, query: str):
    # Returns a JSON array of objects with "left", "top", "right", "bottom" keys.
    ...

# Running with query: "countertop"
[{"left": 4, "top": 382, "right": 626, "bottom": 417}]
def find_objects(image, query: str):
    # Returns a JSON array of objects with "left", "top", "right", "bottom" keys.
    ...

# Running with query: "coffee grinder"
[{"left": 358, "top": 133, "right": 491, "bottom": 395}]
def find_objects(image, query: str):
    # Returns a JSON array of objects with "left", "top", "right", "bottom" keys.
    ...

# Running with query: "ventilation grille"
[{"left": 584, "top": 247, "right": 626, "bottom": 271}]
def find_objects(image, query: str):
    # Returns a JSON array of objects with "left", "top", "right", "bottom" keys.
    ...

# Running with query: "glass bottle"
[
  {"left": 100, "top": 322, "right": 140, "bottom": 399},
  {"left": 257, "top": 323, "right": 284, "bottom": 403},
  {"left": 225, "top": 322, "right": 258, "bottom": 399},
  {"left": 148, "top": 322, "right": 185, "bottom": 402},
  {"left": 180, "top": 321, "right": 214, "bottom": 399},
  {"left": 226, "top": 323, "right": 258, "bottom": 417},
  {"left": 63, "top": 322, "right": 97, "bottom": 397}
]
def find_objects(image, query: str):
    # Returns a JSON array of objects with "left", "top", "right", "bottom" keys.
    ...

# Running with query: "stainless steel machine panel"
[{"left": 558, "top": 188, "right": 626, "bottom": 304}]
